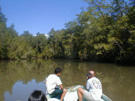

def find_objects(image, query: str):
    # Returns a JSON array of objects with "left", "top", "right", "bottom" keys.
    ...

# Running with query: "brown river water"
[{"left": 0, "top": 59, "right": 135, "bottom": 101}]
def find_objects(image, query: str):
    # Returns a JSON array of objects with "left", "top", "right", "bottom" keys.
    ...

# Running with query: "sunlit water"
[{"left": 0, "top": 59, "right": 135, "bottom": 101}]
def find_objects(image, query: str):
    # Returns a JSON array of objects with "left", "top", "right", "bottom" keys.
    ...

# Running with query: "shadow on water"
[{"left": 0, "top": 59, "right": 135, "bottom": 101}]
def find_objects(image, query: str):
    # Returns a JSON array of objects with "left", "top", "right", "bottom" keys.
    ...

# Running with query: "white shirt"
[
  {"left": 46, "top": 74, "right": 62, "bottom": 94},
  {"left": 86, "top": 77, "right": 102, "bottom": 100}
]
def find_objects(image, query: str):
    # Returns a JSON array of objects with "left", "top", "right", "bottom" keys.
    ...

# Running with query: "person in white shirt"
[
  {"left": 45, "top": 68, "right": 67, "bottom": 101},
  {"left": 77, "top": 70, "right": 102, "bottom": 101}
]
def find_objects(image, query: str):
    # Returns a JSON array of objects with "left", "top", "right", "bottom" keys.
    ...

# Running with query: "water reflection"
[
  {"left": 0, "top": 59, "right": 135, "bottom": 101},
  {"left": 4, "top": 79, "right": 45, "bottom": 101}
]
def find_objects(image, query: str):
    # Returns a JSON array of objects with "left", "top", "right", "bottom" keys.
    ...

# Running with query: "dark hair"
[
  {"left": 28, "top": 90, "right": 47, "bottom": 101},
  {"left": 54, "top": 67, "right": 62, "bottom": 74}
]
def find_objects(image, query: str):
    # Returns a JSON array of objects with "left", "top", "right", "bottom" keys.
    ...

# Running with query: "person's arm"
[
  {"left": 56, "top": 77, "right": 63, "bottom": 89},
  {"left": 86, "top": 80, "right": 90, "bottom": 91},
  {"left": 44, "top": 80, "right": 47, "bottom": 84},
  {"left": 44, "top": 77, "right": 48, "bottom": 84},
  {"left": 59, "top": 84, "right": 64, "bottom": 89}
]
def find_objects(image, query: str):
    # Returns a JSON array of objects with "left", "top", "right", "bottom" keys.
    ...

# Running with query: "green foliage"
[
  {"left": 41, "top": 45, "right": 54, "bottom": 58},
  {"left": 0, "top": 1, "right": 135, "bottom": 64}
]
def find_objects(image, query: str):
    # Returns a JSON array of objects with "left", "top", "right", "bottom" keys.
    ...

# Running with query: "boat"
[{"left": 46, "top": 85, "right": 112, "bottom": 101}]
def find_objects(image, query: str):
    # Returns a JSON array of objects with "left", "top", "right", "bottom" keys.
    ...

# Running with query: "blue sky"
[{"left": 0, "top": 0, "right": 88, "bottom": 35}]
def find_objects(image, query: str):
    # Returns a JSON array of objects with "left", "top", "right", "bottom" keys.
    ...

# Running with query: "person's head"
[
  {"left": 28, "top": 90, "right": 47, "bottom": 101},
  {"left": 54, "top": 67, "right": 62, "bottom": 76},
  {"left": 86, "top": 70, "right": 95, "bottom": 79}
]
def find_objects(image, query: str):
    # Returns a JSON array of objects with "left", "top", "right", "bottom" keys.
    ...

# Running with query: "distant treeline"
[{"left": 0, "top": 0, "right": 135, "bottom": 64}]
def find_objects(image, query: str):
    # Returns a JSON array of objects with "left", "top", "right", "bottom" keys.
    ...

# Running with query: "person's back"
[
  {"left": 77, "top": 70, "right": 103, "bottom": 101},
  {"left": 45, "top": 67, "right": 67, "bottom": 101},
  {"left": 86, "top": 77, "right": 102, "bottom": 100},
  {"left": 46, "top": 74, "right": 62, "bottom": 94}
]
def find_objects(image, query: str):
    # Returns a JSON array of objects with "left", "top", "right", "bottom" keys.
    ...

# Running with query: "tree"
[
  {"left": 35, "top": 32, "right": 47, "bottom": 57},
  {"left": 0, "top": 7, "right": 8, "bottom": 59}
]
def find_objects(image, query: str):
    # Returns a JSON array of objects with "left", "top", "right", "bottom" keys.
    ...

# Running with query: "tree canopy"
[{"left": 0, "top": 0, "right": 135, "bottom": 64}]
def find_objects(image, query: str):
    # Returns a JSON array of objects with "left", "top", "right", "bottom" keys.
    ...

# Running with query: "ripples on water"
[{"left": 0, "top": 59, "right": 135, "bottom": 101}]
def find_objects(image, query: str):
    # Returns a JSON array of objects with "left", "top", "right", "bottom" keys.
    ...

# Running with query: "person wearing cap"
[
  {"left": 77, "top": 70, "right": 102, "bottom": 101},
  {"left": 45, "top": 67, "right": 67, "bottom": 101}
]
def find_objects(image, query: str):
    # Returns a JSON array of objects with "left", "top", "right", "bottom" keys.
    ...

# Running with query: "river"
[{"left": 0, "top": 59, "right": 135, "bottom": 101}]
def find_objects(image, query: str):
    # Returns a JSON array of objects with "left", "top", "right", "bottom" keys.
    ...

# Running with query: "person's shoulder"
[
  {"left": 92, "top": 77, "right": 98, "bottom": 79},
  {"left": 47, "top": 74, "right": 54, "bottom": 78},
  {"left": 55, "top": 75, "right": 60, "bottom": 79},
  {"left": 89, "top": 77, "right": 99, "bottom": 81},
  {"left": 93, "top": 77, "right": 101, "bottom": 81},
  {"left": 49, "top": 74, "right": 59, "bottom": 78}
]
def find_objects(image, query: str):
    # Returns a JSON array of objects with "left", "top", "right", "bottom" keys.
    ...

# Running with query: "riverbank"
[{"left": 1, "top": 57, "right": 135, "bottom": 66}]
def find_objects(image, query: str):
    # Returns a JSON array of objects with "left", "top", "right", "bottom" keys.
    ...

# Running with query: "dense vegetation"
[{"left": 0, "top": 0, "right": 135, "bottom": 64}]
